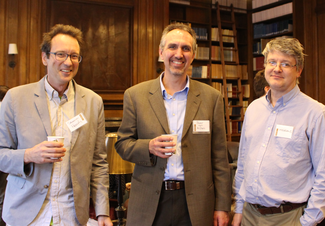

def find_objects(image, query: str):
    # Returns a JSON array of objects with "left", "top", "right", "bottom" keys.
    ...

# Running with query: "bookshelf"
[
  {"left": 169, "top": 0, "right": 249, "bottom": 141},
  {"left": 251, "top": 0, "right": 294, "bottom": 81}
]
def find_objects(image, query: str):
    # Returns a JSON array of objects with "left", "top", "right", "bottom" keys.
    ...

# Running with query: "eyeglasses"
[
  {"left": 267, "top": 60, "right": 296, "bottom": 69},
  {"left": 49, "top": 51, "right": 82, "bottom": 63}
]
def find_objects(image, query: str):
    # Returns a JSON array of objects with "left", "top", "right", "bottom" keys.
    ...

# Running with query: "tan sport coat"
[
  {"left": 0, "top": 77, "right": 109, "bottom": 225},
  {"left": 115, "top": 75, "right": 231, "bottom": 226}
]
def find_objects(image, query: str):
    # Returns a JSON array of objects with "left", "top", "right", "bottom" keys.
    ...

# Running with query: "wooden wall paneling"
[
  {"left": 295, "top": 0, "right": 318, "bottom": 101},
  {"left": 153, "top": 0, "right": 169, "bottom": 77},
  {"left": 6, "top": 0, "right": 19, "bottom": 88},
  {"left": 29, "top": 0, "right": 45, "bottom": 84},
  {"left": 0, "top": 0, "right": 6, "bottom": 85},
  {"left": 48, "top": 0, "right": 135, "bottom": 118},
  {"left": 317, "top": 3, "right": 325, "bottom": 104},
  {"left": 134, "top": 0, "right": 169, "bottom": 84}
]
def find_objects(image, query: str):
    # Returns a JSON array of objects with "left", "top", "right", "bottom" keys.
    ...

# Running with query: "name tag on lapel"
[
  {"left": 193, "top": 120, "right": 210, "bottom": 134},
  {"left": 66, "top": 113, "right": 88, "bottom": 132}
]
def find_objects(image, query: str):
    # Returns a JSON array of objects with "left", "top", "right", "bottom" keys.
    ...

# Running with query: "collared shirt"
[
  {"left": 29, "top": 76, "right": 78, "bottom": 225},
  {"left": 160, "top": 74, "right": 189, "bottom": 181},
  {"left": 234, "top": 85, "right": 325, "bottom": 225}
]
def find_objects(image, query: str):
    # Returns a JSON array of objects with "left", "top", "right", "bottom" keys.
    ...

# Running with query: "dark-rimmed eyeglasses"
[{"left": 49, "top": 51, "right": 82, "bottom": 63}]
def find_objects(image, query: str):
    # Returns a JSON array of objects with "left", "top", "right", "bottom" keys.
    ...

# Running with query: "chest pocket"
[{"left": 274, "top": 129, "right": 308, "bottom": 160}]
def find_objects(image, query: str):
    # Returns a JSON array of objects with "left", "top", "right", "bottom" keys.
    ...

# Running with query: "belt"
[
  {"left": 251, "top": 202, "right": 307, "bottom": 215},
  {"left": 163, "top": 180, "right": 184, "bottom": 190}
]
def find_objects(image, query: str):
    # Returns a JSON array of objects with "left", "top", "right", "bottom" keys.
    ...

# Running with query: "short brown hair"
[
  {"left": 159, "top": 23, "right": 197, "bottom": 53},
  {"left": 40, "top": 24, "right": 83, "bottom": 58}
]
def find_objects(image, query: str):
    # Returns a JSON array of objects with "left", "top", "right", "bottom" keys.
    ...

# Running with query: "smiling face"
[
  {"left": 159, "top": 29, "right": 195, "bottom": 79},
  {"left": 42, "top": 34, "right": 80, "bottom": 93},
  {"left": 265, "top": 50, "right": 302, "bottom": 97}
]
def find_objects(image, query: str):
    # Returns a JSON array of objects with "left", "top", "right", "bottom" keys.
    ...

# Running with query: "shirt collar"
[
  {"left": 159, "top": 72, "right": 189, "bottom": 98},
  {"left": 266, "top": 85, "right": 300, "bottom": 106},
  {"left": 44, "top": 75, "right": 75, "bottom": 101}
]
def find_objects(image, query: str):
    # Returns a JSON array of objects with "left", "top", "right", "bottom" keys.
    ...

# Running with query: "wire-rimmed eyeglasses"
[
  {"left": 49, "top": 51, "right": 82, "bottom": 63},
  {"left": 266, "top": 60, "right": 296, "bottom": 69}
]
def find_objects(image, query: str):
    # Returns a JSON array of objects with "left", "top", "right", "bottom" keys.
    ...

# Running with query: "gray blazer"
[
  {"left": 115, "top": 76, "right": 231, "bottom": 226},
  {"left": 0, "top": 77, "right": 109, "bottom": 225}
]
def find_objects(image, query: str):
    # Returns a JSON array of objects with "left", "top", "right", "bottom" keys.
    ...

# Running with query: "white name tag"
[
  {"left": 193, "top": 120, "right": 210, "bottom": 134},
  {"left": 274, "top": 124, "right": 294, "bottom": 139},
  {"left": 66, "top": 113, "right": 88, "bottom": 132}
]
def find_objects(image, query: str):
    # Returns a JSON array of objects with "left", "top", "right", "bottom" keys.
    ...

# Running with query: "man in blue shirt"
[{"left": 232, "top": 37, "right": 325, "bottom": 226}]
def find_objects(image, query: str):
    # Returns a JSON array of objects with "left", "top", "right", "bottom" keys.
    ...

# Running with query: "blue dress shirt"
[{"left": 160, "top": 74, "right": 189, "bottom": 181}]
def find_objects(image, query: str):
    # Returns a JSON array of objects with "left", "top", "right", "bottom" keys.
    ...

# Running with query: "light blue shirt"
[
  {"left": 160, "top": 74, "right": 189, "bottom": 181},
  {"left": 29, "top": 77, "right": 77, "bottom": 226},
  {"left": 234, "top": 85, "right": 325, "bottom": 225}
]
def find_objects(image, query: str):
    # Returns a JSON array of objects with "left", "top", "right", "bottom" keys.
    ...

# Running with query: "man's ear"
[{"left": 41, "top": 52, "right": 48, "bottom": 66}]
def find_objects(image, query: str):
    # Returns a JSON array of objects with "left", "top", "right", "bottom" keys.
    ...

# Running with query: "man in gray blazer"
[
  {"left": 115, "top": 23, "right": 231, "bottom": 226},
  {"left": 0, "top": 24, "right": 112, "bottom": 226}
]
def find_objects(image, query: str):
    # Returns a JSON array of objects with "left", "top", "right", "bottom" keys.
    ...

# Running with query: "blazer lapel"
[
  {"left": 34, "top": 77, "right": 52, "bottom": 136},
  {"left": 182, "top": 80, "right": 201, "bottom": 139},
  {"left": 148, "top": 77, "right": 170, "bottom": 134},
  {"left": 70, "top": 81, "right": 85, "bottom": 150}
]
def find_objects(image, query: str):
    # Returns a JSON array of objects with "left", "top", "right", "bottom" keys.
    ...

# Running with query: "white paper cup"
[
  {"left": 47, "top": 136, "right": 64, "bottom": 159},
  {"left": 161, "top": 134, "right": 177, "bottom": 155}
]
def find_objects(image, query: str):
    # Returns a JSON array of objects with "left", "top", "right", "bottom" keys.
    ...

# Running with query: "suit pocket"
[{"left": 7, "top": 174, "right": 26, "bottom": 189}]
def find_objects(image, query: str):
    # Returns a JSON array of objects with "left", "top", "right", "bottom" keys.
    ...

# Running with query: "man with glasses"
[
  {"left": 0, "top": 24, "right": 112, "bottom": 226},
  {"left": 232, "top": 37, "right": 325, "bottom": 226}
]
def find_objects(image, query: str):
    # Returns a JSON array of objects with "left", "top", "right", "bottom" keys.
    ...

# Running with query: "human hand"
[
  {"left": 97, "top": 215, "right": 113, "bottom": 226},
  {"left": 231, "top": 213, "right": 242, "bottom": 226},
  {"left": 126, "top": 182, "right": 131, "bottom": 191},
  {"left": 24, "top": 141, "right": 66, "bottom": 164},
  {"left": 214, "top": 211, "right": 229, "bottom": 226},
  {"left": 149, "top": 135, "right": 176, "bottom": 158}
]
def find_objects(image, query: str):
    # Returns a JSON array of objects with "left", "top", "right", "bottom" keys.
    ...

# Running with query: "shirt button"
[
  {"left": 171, "top": 164, "right": 174, "bottom": 166},
  {"left": 257, "top": 161, "right": 260, "bottom": 164},
  {"left": 44, "top": 185, "right": 49, "bottom": 189},
  {"left": 172, "top": 113, "right": 175, "bottom": 116},
  {"left": 254, "top": 179, "right": 257, "bottom": 182}
]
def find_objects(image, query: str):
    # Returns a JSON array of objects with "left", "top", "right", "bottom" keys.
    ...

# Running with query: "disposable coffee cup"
[
  {"left": 161, "top": 134, "right": 177, "bottom": 155},
  {"left": 47, "top": 136, "right": 64, "bottom": 159}
]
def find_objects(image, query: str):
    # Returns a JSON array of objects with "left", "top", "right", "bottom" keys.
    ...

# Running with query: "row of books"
[
  {"left": 190, "top": 66, "right": 209, "bottom": 78},
  {"left": 169, "top": 0, "right": 190, "bottom": 5},
  {"left": 253, "top": 56, "right": 265, "bottom": 71},
  {"left": 253, "top": 36, "right": 292, "bottom": 54},
  {"left": 212, "top": 82, "right": 250, "bottom": 98},
  {"left": 252, "top": 0, "right": 281, "bottom": 9},
  {"left": 195, "top": 47, "right": 210, "bottom": 60},
  {"left": 211, "top": 46, "right": 235, "bottom": 62},
  {"left": 253, "top": 19, "right": 293, "bottom": 39},
  {"left": 252, "top": 2, "right": 292, "bottom": 23},
  {"left": 211, "top": 28, "right": 234, "bottom": 43},
  {"left": 211, "top": 64, "right": 248, "bottom": 79},
  {"left": 229, "top": 121, "right": 242, "bottom": 134},
  {"left": 193, "top": 27, "right": 208, "bottom": 41},
  {"left": 170, "top": 0, "right": 246, "bottom": 9},
  {"left": 211, "top": 0, "right": 247, "bottom": 9},
  {"left": 253, "top": 38, "right": 272, "bottom": 54}
]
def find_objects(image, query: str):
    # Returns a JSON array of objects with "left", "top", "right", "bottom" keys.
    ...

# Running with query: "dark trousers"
[{"left": 152, "top": 188, "right": 192, "bottom": 226}]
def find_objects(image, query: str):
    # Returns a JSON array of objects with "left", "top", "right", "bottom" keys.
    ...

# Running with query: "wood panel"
[
  {"left": 49, "top": 0, "right": 132, "bottom": 93},
  {"left": 0, "top": 0, "right": 169, "bottom": 118}
]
